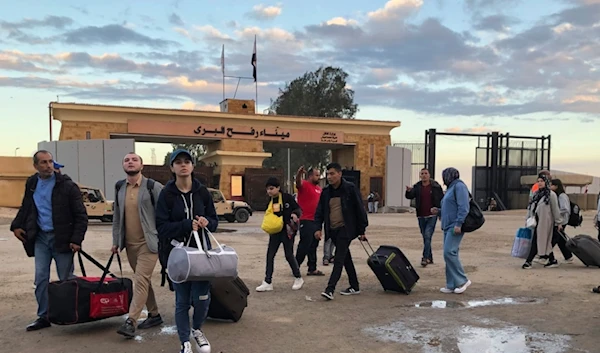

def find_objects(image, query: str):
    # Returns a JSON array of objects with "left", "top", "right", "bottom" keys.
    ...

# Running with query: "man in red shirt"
[{"left": 295, "top": 165, "right": 325, "bottom": 276}]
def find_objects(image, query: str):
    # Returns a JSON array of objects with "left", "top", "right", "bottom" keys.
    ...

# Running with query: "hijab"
[
  {"left": 442, "top": 167, "right": 460, "bottom": 187},
  {"left": 530, "top": 172, "right": 551, "bottom": 206}
]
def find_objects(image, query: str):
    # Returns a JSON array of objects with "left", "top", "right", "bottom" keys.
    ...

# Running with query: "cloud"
[
  {"left": 62, "top": 24, "right": 179, "bottom": 48},
  {"left": 169, "top": 13, "right": 184, "bottom": 26},
  {"left": 443, "top": 126, "right": 498, "bottom": 133},
  {"left": 0, "top": 16, "right": 74, "bottom": 30},
  {"left": 246, "top": 4, "right": 283, "bottom": 20},
  {"left": 181, "top": 102, "right": 220, "bottom": 111},
  {"left": 474, "top": 15, "right": 519, "bottom": 32}
]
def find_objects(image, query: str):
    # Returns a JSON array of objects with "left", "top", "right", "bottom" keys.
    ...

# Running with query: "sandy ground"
[{"left": 1, "top": 208, "right": 599, "bottom": 353}]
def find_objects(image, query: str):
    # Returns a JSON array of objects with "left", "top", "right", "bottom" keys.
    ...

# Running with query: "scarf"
[
  {"left": 530, "top": 173, "right": 551, "bottom": 207},
  {"left": 442, "top": 167, "right": 460, "bottom": 187}
]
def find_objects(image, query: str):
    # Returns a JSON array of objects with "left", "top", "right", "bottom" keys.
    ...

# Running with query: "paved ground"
[{"left": 1, "top": 208, "right": 599, "bottom": 353}]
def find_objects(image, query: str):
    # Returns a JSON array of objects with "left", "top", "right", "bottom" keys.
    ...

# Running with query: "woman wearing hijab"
[
  {"left": 522, "top": 173, "right": 562, "bottom": 269},
  {"left": 431, "top": 167, "right": 471, "bottom": 294}
]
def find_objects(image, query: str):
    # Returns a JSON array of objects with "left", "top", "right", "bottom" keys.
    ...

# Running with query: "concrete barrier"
[{"left": 0, "top": 156, "right": 35, "bottom": 208}]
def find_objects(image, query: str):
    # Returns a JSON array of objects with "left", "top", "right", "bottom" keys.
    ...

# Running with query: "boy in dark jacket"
[
  {"left": 256, "top": 177, "right": 304, "bottom": 292},
  {"left": 405, "top": 168, "right": 443, "bottom": 267},
  {"left": 314, "top": 163, "right": 368, "bottom": 300},
  {"left": 155, "top": 149, "right": 218, "bottom": 353}
]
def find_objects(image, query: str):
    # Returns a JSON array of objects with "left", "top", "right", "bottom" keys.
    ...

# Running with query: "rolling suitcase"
[
  {"left": 565, "top": 234, "right": 600, "bottom": 268},
  {"left": 361, "top": 241, "right": 419, "bottom": 294},
  {"left": 208, "top": 277, "right": 250, "bottom": 322}
]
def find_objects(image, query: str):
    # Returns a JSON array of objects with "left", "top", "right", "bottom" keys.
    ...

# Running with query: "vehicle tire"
[
  {"left": 101, "top": 215, "right": 113, "bottom": 222},
  {"left": 234, "top": 208, "right": 250, "bottom": 223},
  {"left": 224, "top": 215, "right": 235, "bottom": 223}
]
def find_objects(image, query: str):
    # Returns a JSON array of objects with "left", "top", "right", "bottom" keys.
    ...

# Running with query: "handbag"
[
  {"left": 526, "top": 217, "right": 537, "bottom": 228},
  {"left": 261, "top": 193, "right": 284, "bottom": 235},
  {"left": 511, "top": 227, "right": 533, "bottom": 259},
  {"left": 167, "top": 229, "right": 239, "bottom": 284}
]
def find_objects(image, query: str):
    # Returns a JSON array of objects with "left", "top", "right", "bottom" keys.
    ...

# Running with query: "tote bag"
[
  {"left": 511, "top": 227, "right": 533, "bottom": 259},
  {"left": 167, "top": 229, "right": 239, "bottom": 283},
  {"left": 261, "top": 194, "right": 284, "bottom": 235}
]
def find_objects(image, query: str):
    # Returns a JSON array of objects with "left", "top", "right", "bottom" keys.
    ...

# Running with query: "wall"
[
  {"left": 59, "top": 121, "right": 128, "bottom": 140},
  {"left": 0, "top": 156, "right": 36, "bottom": 208},
  {"left": 38, "top": 139, "right": 135, "bottom": 200},
  {"left": 348, "top": 133, "right": 391, "bottom": 200},
  {"left": 385, "top": 147, "right": 412, "bottom": 207}
]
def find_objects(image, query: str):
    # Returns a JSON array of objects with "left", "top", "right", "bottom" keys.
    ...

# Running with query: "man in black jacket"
[
  {"left": 11, "top": 150, "right": 88, "bottom": 331},
  {"left": 405, "top": 168, "right": 444, "bottom": 267},
  {"left": 314, "top": 163, "right": 368, "bottom": 300}
]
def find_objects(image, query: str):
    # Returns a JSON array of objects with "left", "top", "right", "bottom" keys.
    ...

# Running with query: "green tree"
[
  {"left": 164, "top": 143, "right": 206, "bottom": 165},
  {"left": 263, "top": 66, "right": 358, "bottom": 185}
]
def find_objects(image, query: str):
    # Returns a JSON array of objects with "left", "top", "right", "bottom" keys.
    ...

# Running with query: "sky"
[{"left": 1, "top": 0, "right": 599, "bottom": 187}]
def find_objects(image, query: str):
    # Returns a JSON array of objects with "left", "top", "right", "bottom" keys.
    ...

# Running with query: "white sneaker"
[
  {"left": 564, "top": 257, "right": 574, "bottom": 264},
  {"left": 191, "top": 329, "right": 211, "bottom": 353},
  {"left": 440, "top": 287, "right": 454, "bottom": 294},
  {"left": 292, "top": 277, "right": 304, "bottom": 290},
  {"left": 180, "top": 341, "right": 193, "bottom": 353},
  {"left": 454, "top": 280, "right": 472, "bottom": 294},
  {"left": 256, "top": 281, "right": 273, "bottom": 292}
]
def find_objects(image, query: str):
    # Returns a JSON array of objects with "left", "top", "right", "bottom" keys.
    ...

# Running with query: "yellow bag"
[{"left": 261, "top": 193, "right": 284, "bottom": 235}]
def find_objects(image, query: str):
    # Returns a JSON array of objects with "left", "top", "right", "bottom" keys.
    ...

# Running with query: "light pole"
[{"left": 14, "top": 147, "right": 20, "bottom": 156}]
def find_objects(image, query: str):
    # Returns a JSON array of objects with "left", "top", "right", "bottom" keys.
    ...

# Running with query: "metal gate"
[
  {"left": 244, "top": 167, "right": 285, "bottom": 211},
  {"left": 425, "top": 129, "right": 550, "bottom": 210}
]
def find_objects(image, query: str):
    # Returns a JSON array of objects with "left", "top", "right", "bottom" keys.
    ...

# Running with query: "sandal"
[{"left": 307, "top": 270, "right": 325, "bottom": 276}]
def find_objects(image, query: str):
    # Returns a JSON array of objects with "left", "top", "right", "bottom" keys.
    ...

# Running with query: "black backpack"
[
  {"left": 115, "top": 178, "right": 156, "bottom": 207},
  {"left": 567, "top": 201, "right": 583, "bottom": 228}
]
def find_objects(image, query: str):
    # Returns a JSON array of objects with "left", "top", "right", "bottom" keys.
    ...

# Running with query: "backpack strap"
[
  {"left": 146, "top": 178, "right": 156, "bottom": 207},
  {"left": 114, "top": 179, "right": 126, "bottom": 207}
]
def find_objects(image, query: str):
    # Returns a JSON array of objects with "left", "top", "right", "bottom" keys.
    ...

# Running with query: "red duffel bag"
[{"left": 48, "top": 250, "right": 133, "bottom": 325}]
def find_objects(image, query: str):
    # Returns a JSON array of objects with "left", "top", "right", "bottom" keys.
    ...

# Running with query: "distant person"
[
  {"left": 431, "top": 167, "right": 471, "bottom": 294},
  {"left": 10, "top": 150, "right": 87, "bottom": 331},
  {"left": 314, "top": 162, "right": 368, "bottom": 301},
  {"left": 405, "top": 168, "right": 444, "bottom": 267},
  {"left": 294, "top": 166, "right": 324, "bottom": 276},
  {"left": 256, "top": 177, "right": 304, "bottom": 292},
  {"left": 522, "top": 173, "right": 563, "bottom": 269},
  {"left": 594, "top": 191, "right": 600, "bottom": 241},
  {"left": 367, "top": 191, "right": 380, "bottom": 213},
  {"left": 549, "top": 179, "right": 574, "bottom": 264},
  {"left": 112, "top": 152, "right": 164, "bottom": 338},
  {"left": 155, "top": 149, "right": 218, "bottom": 353}
]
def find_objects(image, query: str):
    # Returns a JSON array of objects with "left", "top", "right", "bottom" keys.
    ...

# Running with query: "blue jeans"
[
  {"left": 174, "top": 281, "right": 211, "bottom": 344},
  {"left": 418, "top": 216, "right": 437, "bottom": 260},
  {"left": 34, "top": 231, "right": 75, "bottom": 318},
  {"left": 443, "top": 228, "right": 468, "bottom": 290}
]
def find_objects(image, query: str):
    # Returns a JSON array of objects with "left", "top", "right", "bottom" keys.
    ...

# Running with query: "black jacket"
[
  {"left": 271, "top": 192, "right": 301, "bottom": 227},
  {"left": 155, "top": 179, "right": 219, "bottom": 250},
  {"left": 405, "top": 180, "right": 444, "bottom": 217},
  {"left": 314, "top": 179, "right": 368, "bottom": 239},
  {"left": 11, "top": 172, "right": 88, "bottom": 255}
]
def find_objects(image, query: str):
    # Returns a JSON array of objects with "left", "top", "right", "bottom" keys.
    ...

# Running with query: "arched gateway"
[{"left": 50, "top": 99, "right": 400, "bottom": 210}]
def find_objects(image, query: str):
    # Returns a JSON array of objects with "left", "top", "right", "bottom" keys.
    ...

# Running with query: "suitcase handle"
[
  {"left": 97, "top": 252, "right": 126, "bottom": 292},
  {"left": 359, "top": 239, "right": 375, "bottom": 257}
]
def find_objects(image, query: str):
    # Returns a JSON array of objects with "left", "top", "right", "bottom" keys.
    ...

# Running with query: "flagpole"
[
  {"left": 221, "top": 44, "right": 225, "bottom": 101},
  {"left": 254, "top": 35, "right": 258, "bottom": 113}
]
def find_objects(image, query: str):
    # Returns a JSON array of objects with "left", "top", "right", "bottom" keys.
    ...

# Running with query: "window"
[
  {"left": 231, "top": 175, "right": 243, "bottom": 197},
  {"left": 210, "top": 190, "right": 224, "bottom": 203},
  {"left": 85, "top": 131, "right": 91, "bottom": 139},
  {"left": 369, "top": 144, "right": 374, "bottom": 167}
]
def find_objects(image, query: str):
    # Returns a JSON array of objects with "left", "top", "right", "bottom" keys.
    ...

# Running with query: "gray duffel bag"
[{"left": 167, "top": 229, "right": 239, "bottom": 283}]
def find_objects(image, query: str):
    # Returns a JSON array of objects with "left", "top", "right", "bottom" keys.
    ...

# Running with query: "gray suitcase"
[{"left": 565, "top": 234, "right": 600, "bottom": 268}]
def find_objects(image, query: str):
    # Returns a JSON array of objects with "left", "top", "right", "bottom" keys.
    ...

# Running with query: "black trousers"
[
  {"left": 265, "top": 231, "right": 300, "bottom": 284},
  {"left": 526, "top": 228, "right": 538, "bottom": 263},
  {"left": 326, "top": 227, "right": 359, "bottom": 292},
  {"left": 295, "top": 220, "right": 320, "bottom": 272},
  {"left": 551, "top": 228, "right": 573, "bottom": 260}
]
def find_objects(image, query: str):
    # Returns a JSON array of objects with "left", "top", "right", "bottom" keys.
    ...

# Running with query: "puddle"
[
  {"left": 364, "top": 320, "right": 573, "bottom": 353},
  {"left": 160, "top": 325, "right": 178, "bottom": 335},
  {"left": 413, "top": 297, "right": 544, "bottom": 309}
]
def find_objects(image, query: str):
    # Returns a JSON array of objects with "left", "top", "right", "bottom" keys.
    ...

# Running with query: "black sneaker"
[
  {"left": 321, "top": 290, "right": 334, "bottom": 300},
  {"left": 26, "top": 317, "right": 51, "bottom": 332},
  {"left": 138, "top": 313, "right": 163, "bottom": 329},
  {"left": 544, "top": 259, "right": 559, "bottom": 268},
  {"left": 522, "top": 262, "right": 532, "bottom": 269},
  {"left": 421, "top": 258, "right": 428, "bottom": 267},
  {"left": 340, "top": 287, "right": 361, "bottom": 295},
  {"left": 117, "top": 318, "right": 136, "bottom": 338}
]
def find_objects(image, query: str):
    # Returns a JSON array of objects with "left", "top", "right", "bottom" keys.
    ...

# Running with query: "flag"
[
  {"left": 221, "top": 44, "right": 225, "bottom": 74},
  {"left": 251, "top": 35, "right": 257, "bottom": 82}
]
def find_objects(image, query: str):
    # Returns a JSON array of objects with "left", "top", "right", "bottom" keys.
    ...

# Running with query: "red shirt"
[
  {"left": 297, "top": 180, "right": 322, "bottom": 221},
  {"left": 419, "top": 183, "right": 433, "bottom": 217}
]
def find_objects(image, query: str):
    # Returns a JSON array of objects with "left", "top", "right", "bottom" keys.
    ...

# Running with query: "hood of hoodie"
[{"left": 164, "top": 177, "right": 204, "bottom": 195}]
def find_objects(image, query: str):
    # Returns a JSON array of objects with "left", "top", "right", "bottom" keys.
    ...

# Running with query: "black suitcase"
[
  {"left": 48, "top": 251, "right": 133, "bottom": 325},
  {"left": 565, "top": 234, "right": 600, "bottom": 268},
  {"left": 361, "top": 242, "right": 419, "bottom": 294},
  {"left": 208, "top": 277, "right": 250, "bottom": 322}
]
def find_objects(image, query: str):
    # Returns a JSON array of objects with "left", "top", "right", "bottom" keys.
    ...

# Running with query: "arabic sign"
[{"left": 127, "top": 120, "right": 344, "bottom": 144}]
